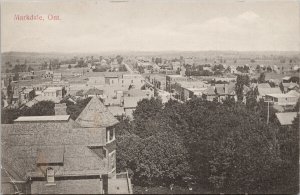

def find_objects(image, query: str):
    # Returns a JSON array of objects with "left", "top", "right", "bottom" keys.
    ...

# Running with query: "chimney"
[{"left": 54, "top": 103, "right": 67, "bottom": 115}]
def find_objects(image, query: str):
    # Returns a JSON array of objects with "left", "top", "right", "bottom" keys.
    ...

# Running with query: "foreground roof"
[
  {"left": 1, "top": 120, "right": 109, "bottom": 181},
  {"left": 76, "top": 96, "right": 119, "bottom": 128}
]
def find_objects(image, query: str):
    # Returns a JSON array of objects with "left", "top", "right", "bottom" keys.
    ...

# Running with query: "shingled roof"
[{"left": 76, "top": 96, "right": 119, "bottom": 128}]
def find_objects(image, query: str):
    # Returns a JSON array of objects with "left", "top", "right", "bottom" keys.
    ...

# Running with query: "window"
[
  {"left": 46, "top": 167, "right": 55, "bottom": 183},
  {"left": 109, "top": 150, "right": 116, "bottom": 171},
  {"left": 107, "top": 128, "right": 115, "bottom": 143}
]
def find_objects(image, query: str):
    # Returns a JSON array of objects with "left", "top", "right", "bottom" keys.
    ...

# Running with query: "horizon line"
[{"left": 2, "top": 50, "right": 300, "bottom": 54}]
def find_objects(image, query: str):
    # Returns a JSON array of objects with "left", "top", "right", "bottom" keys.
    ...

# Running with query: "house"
[
  {"left": 157, "top": 90, "right": 171, "bottom": 104},
  {"left": 183, "top": 87, "right": 207, "bottom": 101},
  {"left": 265, "top": 94, "right": 298, "bottom": 106},
  {"left": 203, "top": 86, "right": 217, "bottom": 101},
  {"left": 282, "top": 83, "right": 299, "bottom": 93},
  {"left": 1, "top": 97, "right": 132, "bottom": 194},
  {"left": 43, "top": 71, "right": 54, "bottom": 79},
  {"left": 166, "top": 75, "right": 188, "bottom": 92},
  {"left": 43, "top": 87, "right": 63, "bottom": 98},
  {"left": 257, "top": 87, "right": 282, "bottom": 100},
  {"left": 275, "top": 112, "right": 298, "bottom": 126},
  {"left": 53, "top": 73, "right": 62, "bottom": 82},
  {"left": 107, "top": 106, "right": 125, "bottom": 117},
  {"left": 282, "top": 76, "right": 299, "bottom": 84},
  {"left": 123, "top": 89, "right": 154, "bottom": 98},
  {"left": 229, "top": 65, "right": 237, "bottom": 74},
  {"left": 287, "top": 90, "right": 300, "bottom": 99},
  {"left": 123, "top": 96, "right": 147, "bottom": 119},
  {"left": 121, "top": 74, "right": 145, "bottom": 89},
  {"left": 19, "top": 88, "right": 35, "bottom": 105},
  {"left": 105, "top": 76, "right": 119, "bottom": 86},
  {"left": 184, "top": 58, "right": 194, "bottom": 65},
  {"left": 215, "top": 83, "right": 236, "bottom": 102}
]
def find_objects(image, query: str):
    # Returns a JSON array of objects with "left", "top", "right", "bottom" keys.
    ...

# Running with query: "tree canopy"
[{"left": 115, "top": 96, "right": 298, "bottom": 193}]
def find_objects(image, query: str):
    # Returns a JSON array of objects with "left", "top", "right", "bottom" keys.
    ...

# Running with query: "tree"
[
  {"left": 155, "top": 58, "right": 162, "bottom": 65},
  {"left": 134, "top": 132, "right": 190, "bottom": 186},
  {"left": 27, "top": 66, "right": 34, "bottom": 72},
  {"left": 64, "top": 97, "right": 92, "bottom": 120},
  {"left": 279, "top": 82, "right": 284, "bottom": 93},
  {"left": 13, "top": 72, "right": 19, "bottom": 81},
  {"left": 1, "top": 91, "right": 5, "bottom": 108},
  {"left": 132, "top": 97, "right": 163, "bottom": 138},
  {"left": 258, "top": 72, "right": 266, "bottom": 83},
  {"left": 256, "top": 65, "right": 261, "bottom": 72},
  {"left": 7, "top": 79, "right": 13, "bottom": 105},
  {"left": 137, "top": 66, "right": 145, "bottom": 74},
  {"left": 28, "top": 89, "right": 36, "bottom": 100},
  {"left": 1, "top": 107, "right": 21, "bottom": 124},
  {"left": 116, "top": 95, "right": 295, "bottom": 193},
  {"left": 116, "top": 55, "right": 124, "bottom": 65},
  {"left": 235, "top": 75, "right": 250, "bottom": 101},
  {"left": 116, "top": 119, "right": 190, "bottom": 186},
  {"left": 268, "top": 81, "right": 275, "bottom": 88},
  {"left": 22, "top": 101, "right": 55, "bottom": 116}
]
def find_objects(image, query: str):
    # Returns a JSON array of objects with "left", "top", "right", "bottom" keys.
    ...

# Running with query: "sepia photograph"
[{"left": 0, "top": 0, "right": 299, "bottom": 194}]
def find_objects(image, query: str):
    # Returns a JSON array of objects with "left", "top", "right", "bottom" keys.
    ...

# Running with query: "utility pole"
[{"left": 267, "top": 101, "right": 270, "bottom": 124}]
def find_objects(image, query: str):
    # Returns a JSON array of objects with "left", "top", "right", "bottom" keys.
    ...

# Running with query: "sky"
[{"left": 1, "top": 0, "right": 300, "bottom": 52}]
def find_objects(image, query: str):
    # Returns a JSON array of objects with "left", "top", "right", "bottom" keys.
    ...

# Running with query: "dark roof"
[
  {"left": 1, "top": 120, "right": 108, "bottom": 181},
  {"left": 76, "top": 96, "right": 119, "bottom": 128},
  {"left": 36, "top": 146, "right": 64, "bottom": 164},
  {"left": 85, "top": 88, "right": 103, "bottom": 96}
]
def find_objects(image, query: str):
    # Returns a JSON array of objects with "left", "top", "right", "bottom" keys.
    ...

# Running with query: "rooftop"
[
  {"left": 36, "top": 146, "right": 65, "bottom": 164},
  {"left": 258, "top": 87, "right": 282, "bottom": 96},
  {"left": 75, "top": 96, "right": 119, "bottom": 128},
  {"left": 43, "top": 87, "right": 63, "bottom": 92},
  {"left": 266, "top": 94, "right": 297, "bottom": 98},
  {"left": 124, "top": 96, "right": 146, "bottom": 108},
  {"left": 14, "top": 115, "right": 70, "bottom": 122},
  {"left": 275, "top": 112, "right": 298, "bottom": 125}
]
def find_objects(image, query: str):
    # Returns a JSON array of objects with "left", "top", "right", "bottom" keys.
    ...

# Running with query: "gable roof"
[
  {"left": 75, "top": 96, "right": 118, "bottom": 128},
  {"left": 276, "top": 112, "right": 298, "bottom": 125},
  {"left": 258, "top": 87, "right": 282, "bottom": 96}
]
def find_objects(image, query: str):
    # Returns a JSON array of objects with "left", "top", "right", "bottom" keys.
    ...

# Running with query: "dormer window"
[
  {"left": 107, "top": 128, "right": 115, "bottom": 143},
  {"left": 46, "top": 167, "right": 55, "bottom": 183}
]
